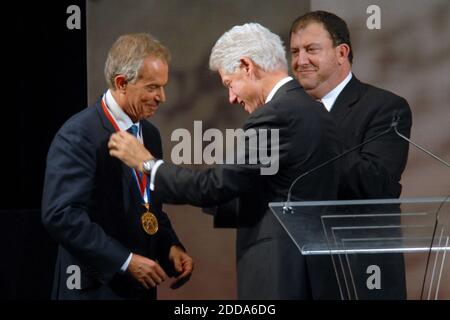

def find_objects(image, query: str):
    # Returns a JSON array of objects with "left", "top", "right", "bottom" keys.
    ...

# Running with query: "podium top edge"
[{"left": 269, "top": 196, "right": 450, "bottom": 207}]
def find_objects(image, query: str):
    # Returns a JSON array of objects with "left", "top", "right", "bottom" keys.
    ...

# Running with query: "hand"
[
  {"left": 127, "top": 253, "right": 168, "bottom": 289},
  {"left": 108, "top": 131, "right": 154, "bottom": 172},
  {"left": 168, "top": 245, "right": 194, "bottom": 289}
]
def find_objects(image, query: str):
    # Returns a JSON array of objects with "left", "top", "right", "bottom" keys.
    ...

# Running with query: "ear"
[
  {"left": 336, "top": 44, "right": 351, "bottom": 65},
  {"left": 114, "top": 75, "right": 128, "bottom": 93},
  {"left": 239, "top": 57, "right": 258, "bottom": 78},
  {"left": 239, "top": 57, "right": 254, "bottom": 73}
]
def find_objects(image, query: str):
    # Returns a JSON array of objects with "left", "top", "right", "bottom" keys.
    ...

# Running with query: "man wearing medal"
[{"left": 42, "top": 33, "right": 193, "bottom": 300}]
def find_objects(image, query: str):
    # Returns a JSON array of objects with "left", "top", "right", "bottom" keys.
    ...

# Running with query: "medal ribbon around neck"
[{"left": 101, "top": 96, "right": 158, "bottom": 235}]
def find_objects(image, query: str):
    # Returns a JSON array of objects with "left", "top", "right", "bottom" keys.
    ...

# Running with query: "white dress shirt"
[
  {"left": 265, "top": 76, "right": 293, "bottom": 103},
  {"left": 320, "top": 72, "right": 352, "bottom": 112}
]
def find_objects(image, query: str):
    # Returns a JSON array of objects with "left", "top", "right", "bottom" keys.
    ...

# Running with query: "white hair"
[{"left": 209, "top": 23, "right": 288, "bottom": 74}]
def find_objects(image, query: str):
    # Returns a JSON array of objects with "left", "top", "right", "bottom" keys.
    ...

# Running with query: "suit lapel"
[
  {"left": 95, "top": 99, "right": 115, "bottom": 132},
  {"left": 140, "top": 121, "right": 153, "bottom": 154},
  {"left": 330, "top": 75, "right": 363, "bottom": 125},
  {"left": 95, "top": 100, "right": 138, "bottom": 202}
]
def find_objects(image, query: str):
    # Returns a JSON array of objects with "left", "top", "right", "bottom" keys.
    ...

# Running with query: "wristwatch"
[{"left": 142, "top": 159, "right": 157, "bottom": 174}]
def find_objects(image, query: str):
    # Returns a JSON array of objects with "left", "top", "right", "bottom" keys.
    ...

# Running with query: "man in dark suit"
[
  {"left": 290, "top": 11, "right": 412, "bottom": 299},
  {"left": 109, "top": 23, "right": 340, "bottom": 299},
  {"left": 42, "top": 33, "right": 193, "bottom": 300}
]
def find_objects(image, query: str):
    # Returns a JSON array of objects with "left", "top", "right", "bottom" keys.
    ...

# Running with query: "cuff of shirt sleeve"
[
  {"left": 150, "top": 159, "right": 164, "bottom": 191},
  {"left": 120, "top": 253, "right": 133, "bottom": 273}
]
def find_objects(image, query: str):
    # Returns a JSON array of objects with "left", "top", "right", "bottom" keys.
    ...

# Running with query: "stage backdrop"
[{"left": 87, "top": 0, "right": 450, "bottom": 299}]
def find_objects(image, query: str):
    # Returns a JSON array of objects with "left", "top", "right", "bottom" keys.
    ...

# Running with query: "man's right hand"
[{"left": 127, "top": 254, "right": 168, "bottom": 289}]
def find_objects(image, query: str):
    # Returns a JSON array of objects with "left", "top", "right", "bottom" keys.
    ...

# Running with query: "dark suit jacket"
[
  {"left": 331, "top": 75, "right": 412, "bottom": 199},
  {"left": 41, "top": 101, "right": 183, "bottom": 300},
  {"left": 307, "top": 75, "right": 412, "bottom": 300},
  {"left": 152, "top": 80, "right": 341, "bottom": 299}
]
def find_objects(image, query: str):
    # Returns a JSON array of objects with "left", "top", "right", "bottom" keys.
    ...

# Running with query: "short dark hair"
[{"left": 290, "top": 11, "right": 353, "bottom": 64}]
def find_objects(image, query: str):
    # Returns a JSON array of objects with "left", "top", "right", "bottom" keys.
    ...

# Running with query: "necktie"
[
  {"left": 127, "top": 124, "right": 143, "bottom": 179},
  {"left": 316, "top": 99, "right": 329, "bottom": 112},
  {"left": 128, "top": 124, "right": 138, "bottom": 137}
]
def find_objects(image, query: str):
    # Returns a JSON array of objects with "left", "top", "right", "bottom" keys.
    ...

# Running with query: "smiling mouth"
[
  {"left": 299, "top": 69, "right": 316, "bottom": 74},
  {"left": 145, "top": 106, "right": 158, "bottom": 115}
]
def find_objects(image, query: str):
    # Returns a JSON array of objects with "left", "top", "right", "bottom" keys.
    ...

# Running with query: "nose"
[
  {"left": 156, "top": 87, "right": 166, "bottom": 103},
  {"left": 298, "top": 49, "right": 310, "bottom": 66},
  {"left": 228, "top": 88, "right": 238, "bottom": 104}
]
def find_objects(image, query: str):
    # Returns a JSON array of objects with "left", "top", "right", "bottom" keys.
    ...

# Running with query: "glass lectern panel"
[{"left": 269, "top": 197, "right": 449, "bottom": 300}]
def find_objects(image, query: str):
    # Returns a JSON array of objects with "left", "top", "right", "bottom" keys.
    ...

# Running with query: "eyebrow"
[{"left": 290, "top": 42, "right": 321, "bottom": 49}]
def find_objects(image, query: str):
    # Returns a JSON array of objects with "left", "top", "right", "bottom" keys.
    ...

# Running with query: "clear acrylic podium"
[{"left": 270, "top": 197, "right": 450, "bottom": 300}]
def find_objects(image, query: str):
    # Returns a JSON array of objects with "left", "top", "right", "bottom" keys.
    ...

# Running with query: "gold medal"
[{"left": 141, "top": 203, "right": 158, "bottom": 235}]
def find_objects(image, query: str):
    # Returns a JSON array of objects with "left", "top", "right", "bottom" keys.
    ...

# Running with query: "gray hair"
[
  {"left": 209, "top": 23, "right": 288, "bottom": 74},
  {"left": 104, "top": 33, "right": 170, "bottom": 89}
]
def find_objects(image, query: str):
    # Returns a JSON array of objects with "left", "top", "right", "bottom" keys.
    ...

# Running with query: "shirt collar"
[
  {"left": 321, "top": 72, "right": 352, "bottom": 112},
  {"left": 104, "top": 89, "right": 140, "bottom": 133},
  {"left": 265, "top": 76, "right": 293, "bottom": 103}
]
